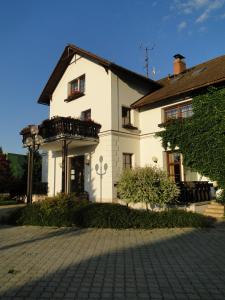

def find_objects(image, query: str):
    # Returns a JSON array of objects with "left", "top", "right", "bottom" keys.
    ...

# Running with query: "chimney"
[{"left": 173, "top": 54, "right": 186, "bottom": 75}]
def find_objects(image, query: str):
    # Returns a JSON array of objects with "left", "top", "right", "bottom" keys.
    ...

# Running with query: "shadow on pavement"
[{"left": 0, "top": 225, "right": 225, "bottom": 299}]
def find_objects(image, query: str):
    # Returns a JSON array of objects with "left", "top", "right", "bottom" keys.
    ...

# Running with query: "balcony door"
[
  {"left": 70, "top": 156, "right": 85, "bottom": 193},
  {"left": 167, "top": 152, "right": 182, "bottom": 182}
]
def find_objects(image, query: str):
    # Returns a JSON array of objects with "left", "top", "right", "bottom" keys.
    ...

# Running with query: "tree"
[
  {"left": 117, "top": 166, "right": 179, "bottom": 210},
  {"left": 157, "top": 87, "right": 225, "bottom": 200},
  {"left": 0, "top": 147, "right": 13, "bottom": 193}
]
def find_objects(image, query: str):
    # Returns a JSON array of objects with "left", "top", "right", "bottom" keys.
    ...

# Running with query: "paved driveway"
[{"left": 0, "top": 225, "right": 225, "bottom": 300}]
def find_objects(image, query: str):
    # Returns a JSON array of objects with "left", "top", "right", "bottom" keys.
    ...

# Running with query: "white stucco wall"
[
  {"left": 41, "top": 151, "right": 48, "bottom": 183},
  {"left": 110, "top": 73, "right": 152, "bottom": 199},
  {"left": 139, "top": 98, "right": 201, "bottom": 181},
  {"left": 50, "top": 54, "right": 112, "bottom": 131}
]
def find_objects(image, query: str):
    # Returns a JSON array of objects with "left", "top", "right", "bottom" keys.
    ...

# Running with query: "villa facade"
[{"left": 21, "top": 44, "right": 225, "bottom": 202}]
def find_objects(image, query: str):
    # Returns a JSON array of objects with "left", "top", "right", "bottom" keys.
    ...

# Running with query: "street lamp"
[{"left": 23, "top": 125, "right": 43, "bottom": 204}]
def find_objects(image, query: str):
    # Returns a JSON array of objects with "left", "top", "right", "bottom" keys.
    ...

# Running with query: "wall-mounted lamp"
[
  {"left": 85, "top": 154, "right": 91, "bottom": 165},
  {"left": 152, "top": 156, "right": 158, "bottom": 164}
]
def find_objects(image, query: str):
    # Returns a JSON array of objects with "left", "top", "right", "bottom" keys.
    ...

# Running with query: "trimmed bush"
[
  {"left": 4, "top": 196, "right": 214, "bottom": 228},
  {"left": 73, "top": 203, "right": 214, "bottom": 229},
  {"left": 14, "top": 194, "right": 89, "bottom": 227},
  {"left": 117, "top": 166, "right": 180, "bottom": 209}
]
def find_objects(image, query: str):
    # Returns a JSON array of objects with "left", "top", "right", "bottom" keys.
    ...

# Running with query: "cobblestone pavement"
[{"left": 0, "top": 225, "right": 225, "bottom": 300}]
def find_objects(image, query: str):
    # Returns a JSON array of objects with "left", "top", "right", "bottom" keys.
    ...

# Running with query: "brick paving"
[{"left": 0, "top": 225, "right": 225, "bottom": 299}]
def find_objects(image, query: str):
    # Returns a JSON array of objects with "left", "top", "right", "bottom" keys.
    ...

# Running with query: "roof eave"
[{"left": 132, "top": 77, "right": 225, "bottom": 109}]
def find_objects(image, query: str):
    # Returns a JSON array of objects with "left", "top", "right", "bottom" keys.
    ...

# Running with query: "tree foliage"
[
  {"left": 0, "top": 150, "right": 13, "bottom": 193},
  {"left": 117, "top": 166, "right": 180, "bottom": 209},
  {"left": 157, "top": 87, "right": 225, "bottom": 198},
  {"left": 0, "top": 147, "right": 45, "bottom": 198}
]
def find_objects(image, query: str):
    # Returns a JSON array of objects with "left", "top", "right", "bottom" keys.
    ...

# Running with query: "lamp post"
[
  {"left": 95, "top": 156, "right": 108, "bottom": 202},
  {"left": 23, "top": 125, "right": 43, "bottom": 204}
]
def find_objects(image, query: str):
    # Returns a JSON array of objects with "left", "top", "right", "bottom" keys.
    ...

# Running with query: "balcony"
[{"left": 21, "top": 116, "right": 101, "bottom": 150}]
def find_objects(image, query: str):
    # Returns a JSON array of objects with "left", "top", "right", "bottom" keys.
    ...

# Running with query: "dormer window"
[{"left": 65, "top": 74, "right": 85, "bottom": 102}]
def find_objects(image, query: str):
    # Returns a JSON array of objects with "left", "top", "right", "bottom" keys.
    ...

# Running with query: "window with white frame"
[
  {"left": 68, "top": 74, "right": 85, "bottom": 98},
  {"left": 164, "top": 102, "right": 193, "bottom": 122}
]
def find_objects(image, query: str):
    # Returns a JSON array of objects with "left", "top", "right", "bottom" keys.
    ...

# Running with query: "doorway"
[
  {"left": 167, "top": 152, "right": 182, "bottom": 182},
  {"left": 69, "top": 156, "right": 85, "bottom": 193}
]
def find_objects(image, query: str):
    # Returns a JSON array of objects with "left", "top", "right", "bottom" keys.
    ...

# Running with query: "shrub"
[
  {"left": 73, "top": 203, "right": 214, "bottom": 229},
  {"left": 4, "top": 197, "right": 214, "bottom": 229},
  {"left": 117, "top": 166, "right": 180, "bottom": 209},
  {"left": 14, "top": 193, "right": 89, "bottom": 227},
  {"left": 73, "top": 203, "right": 132, "bottom": 228}
]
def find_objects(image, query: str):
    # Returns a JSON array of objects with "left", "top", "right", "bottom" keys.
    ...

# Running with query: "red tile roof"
[{"left": 131, "top": 54, "right": 225, "bottom": 108}]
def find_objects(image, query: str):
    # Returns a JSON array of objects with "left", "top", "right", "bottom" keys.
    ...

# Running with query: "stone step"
[
  {"left": 204, "top": 207, "right": 225, "bottom": 213},
  {"left": 204, "top": 211, "right": 224, "bottom": 218},
  {"left": 209, "top": 203, "right": 224, "bottom": 209}
]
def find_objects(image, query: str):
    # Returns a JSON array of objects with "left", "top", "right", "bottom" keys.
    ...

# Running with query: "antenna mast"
[
  {"left": 144, "top": 47, "right": 149, "bottom": 78},
  {"left": 140, "top": 43, "right": 155, "bottom": 78}
]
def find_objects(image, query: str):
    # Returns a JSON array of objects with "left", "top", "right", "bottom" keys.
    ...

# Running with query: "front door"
[{"left": 70, "top": 156, "right": 85, "bottom": 193}]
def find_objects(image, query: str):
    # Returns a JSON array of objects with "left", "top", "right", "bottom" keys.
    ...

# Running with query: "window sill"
[
  {"left": 122, "top": 124, "right": 138, "bottom": 130},
  {"left": 64, "top": 92, "right": 85, "bottom": 102},
  {"left": 158, "top": 117, "right": 188, "bottom": 128}
]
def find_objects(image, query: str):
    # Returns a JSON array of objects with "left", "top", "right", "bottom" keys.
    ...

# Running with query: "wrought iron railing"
[
  {"left": 21, "top": 117, "right": 101, "bottom": 143},
  {"left": 115, "top": 181, "right": 213, "bottom": 204},
  {"left": 177, "top": 181, "right": 213, "bottom": 204}
]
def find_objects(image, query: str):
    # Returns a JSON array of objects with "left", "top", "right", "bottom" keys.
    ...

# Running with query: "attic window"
[
  {"left": 65, "top": 75, "right": 85, "bottom": 102},
  {"left": 70, "top": 75, "right": 85, "bottom": 95},
  {"left": 191, "top": 67, "right": 207, "bottom": 77}
]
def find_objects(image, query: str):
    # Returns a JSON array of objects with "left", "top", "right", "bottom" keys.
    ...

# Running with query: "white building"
[{"left": 21, "top": 45, "right": 225, "bottom": 202}]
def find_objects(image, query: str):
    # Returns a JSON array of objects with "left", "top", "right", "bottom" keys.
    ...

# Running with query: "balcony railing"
[
  {"left": 177, "top": 181, "right": 213, "bottom": 204},
  {"left": 20, "top": 117, "right": 101, "bottom": 144}
]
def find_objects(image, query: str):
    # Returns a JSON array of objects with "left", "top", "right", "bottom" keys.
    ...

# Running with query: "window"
[
  {"left": 67, "top": 75, "right": 85, "bottom": 101},
  {"left": 167, "top": 152, "right": 181, "bottom": 182},
  {"left": 122, "top": 106, "right": 131, "bottom": 127},
  {"left": 164, "top": 102, "right": 193, "bottom": 122},
  {"left": 123, "top": 153, "right": 132, "bottom": 169},
  {"left": 82, "top": 109, "right": 91, "bottom": 121}
]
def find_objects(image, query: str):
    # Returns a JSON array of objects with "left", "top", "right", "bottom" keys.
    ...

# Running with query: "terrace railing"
[
  {"left": 20, "top": 117, "right": 101, "bottom": 144},
  {"left": 177, "top": 181, "right": 213, "bottom": 204}
]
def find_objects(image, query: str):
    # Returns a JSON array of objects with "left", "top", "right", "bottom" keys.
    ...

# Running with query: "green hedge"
[
  {"left": 73, "top": 203, "right": 214, "bottom": 228},
  {"left": 3, "top": 196, "right": 214, "bottom": 228}
]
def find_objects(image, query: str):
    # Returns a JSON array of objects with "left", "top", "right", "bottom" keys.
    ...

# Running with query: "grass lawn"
[{"left": 0, "top": 199, "right": 17, "bottom": 206}]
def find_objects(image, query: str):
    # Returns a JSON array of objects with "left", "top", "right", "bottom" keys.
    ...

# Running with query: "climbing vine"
[{"left": 156, "top": 87, "right": 225, "bottom": 199}]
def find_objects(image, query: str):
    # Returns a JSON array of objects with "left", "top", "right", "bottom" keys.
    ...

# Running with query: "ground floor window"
[
  {"left": 167, "top": 152, "right": 181, "bottom": 182},
  {"left": 123, "top": 153, "right": 132, "bottom": 169}
]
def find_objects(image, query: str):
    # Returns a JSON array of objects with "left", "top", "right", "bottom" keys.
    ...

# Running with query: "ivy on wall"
[{"left": 156, "top": 87, "right": 225, "bottom": 198}]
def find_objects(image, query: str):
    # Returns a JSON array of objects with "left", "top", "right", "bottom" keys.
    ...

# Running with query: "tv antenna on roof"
[{"left": 139, "top": 43, "right": 155, "bottom": 78}]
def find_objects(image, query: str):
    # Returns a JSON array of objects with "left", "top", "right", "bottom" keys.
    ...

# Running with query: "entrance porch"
[{"left": 21, "top": 116, "right": 101, "bottom": 196}]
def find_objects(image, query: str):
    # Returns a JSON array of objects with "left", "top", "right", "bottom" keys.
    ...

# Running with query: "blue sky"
[{"left": 1, "top": 0, "right": 225, "bottom": 153}]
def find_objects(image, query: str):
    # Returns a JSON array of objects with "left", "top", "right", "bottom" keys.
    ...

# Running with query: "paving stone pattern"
[{"left": 0, "top": 225, "right": 225, "bottom": 299}]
